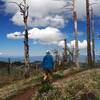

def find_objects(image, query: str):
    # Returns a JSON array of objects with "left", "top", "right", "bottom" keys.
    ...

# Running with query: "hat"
[{"left": 46, "top": 50, "right": 51, "bottom": 54}]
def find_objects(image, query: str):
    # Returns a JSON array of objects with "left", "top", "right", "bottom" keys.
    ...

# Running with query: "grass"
[
  {"left": 0, "top": 66, "right": 43, "bottom": 88},
  {"left": 0, "top": 64, "right": 100, "bottom": 100},
  {"left": 55, "top": 68, "right": 100, "bottom": 100},
  {"left": 53, "top": 70, "right": 64, "bottom": 79},
  {"left": 33, "top": 68, "right": 100, "bottom": 100}
]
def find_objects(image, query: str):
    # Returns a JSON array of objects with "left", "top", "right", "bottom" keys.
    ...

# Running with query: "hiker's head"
[{"left": 46, "top": 50, "right": 51, "bottom": 55}]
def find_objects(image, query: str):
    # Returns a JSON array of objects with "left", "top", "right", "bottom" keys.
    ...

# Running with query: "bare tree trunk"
[
  {"left": 55, "top": 49, "right": 59, "bottom": 70},
  {"left": 64, "top": 38, "right": 67, "bottom": 63},
  {"left": 73, "top": 0, "right": 79, "bottom": 68},
  {"left": 22, "top": 0, "right": 30, "bottom": 78},
  {"left": 23, "top": 13, "right": 30, "bottom": 78},
  {"left": 86, "top": 0, "right": 92, "bottom": 66},
  {"left": 24, "top": 29, "right": 30, "bottom": 78},
  {"left": 8, "top": 58, "right": 11, "bottom": 75},
  {"left": 91, "top": 7, "right": 95, "bottom": 65},
  {"left": 9, "top": 0, "right": 30, "bottom": 78}
]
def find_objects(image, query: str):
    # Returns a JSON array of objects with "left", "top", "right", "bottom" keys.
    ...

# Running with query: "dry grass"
[{"left": 33, "top": 68, "right": 100, "bottom": 100}]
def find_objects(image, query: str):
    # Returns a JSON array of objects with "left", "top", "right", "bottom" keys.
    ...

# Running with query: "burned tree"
[
  {"left": 73, "top": 0, "right": 79, "bottom": 68},
  {"left": 91, "top": 7, "right": 95, "bottom": 65},
  {"left": 86, "top": 0, "right": 92, "bottom": 66},
  {"left": 63, "top": 36, "right": 67, "bottom": 63},
  {"left": 63, "top": 0, "right": 79, "bottom": 68},
  {"left": 7, "top": 58, "right": 11, "bottom": 75},
  {"left": 52, "top": 49, "right": 61, "bottom": 71},
  {"left": 10, "top": 0, "right": 30, "bottom": 78}
]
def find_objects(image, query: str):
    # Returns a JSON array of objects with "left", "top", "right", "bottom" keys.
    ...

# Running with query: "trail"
[
  {"left": 11, "top": 83, "right": 40, "bottom": 100},
  {"left": 11, "top": 69, "right": 81, "bottom": 100},
  {"left": 11, "top": 88, "right": 34, "bottom": 100}
]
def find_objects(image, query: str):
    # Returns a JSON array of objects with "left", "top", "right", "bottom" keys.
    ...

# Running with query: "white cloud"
[
  {"left": 63, "top": 0, "right": 100, "bottom": 20},
  {"left": 28, "top": 27, "right": 64, "bottom": 44},
  {"left": 76, "top": 0, "right": 100, "bottom": 19},
  {"left": 11, "top": 12, "right": 64, "bottom": 27},
  {"left": 0, "top": 52, "right": 3, "bottom": 55},
  {"left": 68, "top": 40, "right": 87, "bottom": 49},
  {"left": 58, "top": 40, "right": 87, "bottom": 49},
  {"left": 3, "top": 0, "right": 65, "bottom": 16},
  {"left": 7, "top": 32, "right": 24, "bottom": 39},
  {"left": 2, "top": 0, "right": 66, "bottom": 27},
  {"left": 58, "top": 40, "right": 65, "bottom": 48},
  {"left": 11, "top": 12, "right": 24, "bottom": 26},
  {"left": 32, "top": 15, "right": 64, "bottom": 28},
  {"left": 7, "top": 27, "right": 64, "bottom": 44},
  {"left": 2, "top": 0, "right": 100, "bottom": 27}
]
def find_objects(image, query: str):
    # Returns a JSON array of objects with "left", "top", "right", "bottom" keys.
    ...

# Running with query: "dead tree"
[
  {"left": 8, "top": 58, "right": 11, "bottom": 75},
  {"left": 10, "top": 0, "right": 30, "bottom": 78},
  {"left": 73, "top": 0, "right": 79, "bottom": 68},
  {"left": 63, "top": 38, "right": 67, "bottom": 63},
  {"left": 67, "top": 47, "right": 74, "bottom": 63},
  {"left": 62, "top": 0, "right": 79, "bottom": 68},
  {"left": 52, "top": 49, "right": 60, "bottom": 71},
  {"left": 91, "top": 7, "right": 95, "bottom": 65},
  {"left": 86, "top": 0, "right": 92, "bottom": 66}
]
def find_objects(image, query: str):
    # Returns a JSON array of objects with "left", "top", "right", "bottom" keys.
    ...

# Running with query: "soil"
[{"left": 10, "top": 69, "right": 81, "bottom": 100}]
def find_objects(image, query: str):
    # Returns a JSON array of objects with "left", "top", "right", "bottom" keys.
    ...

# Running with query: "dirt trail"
[
  {"left": 11, "top": 83, "right": 40, "bottom": 100},
  {"left": 11, "top": 70, "right": 81, "bottom": 100},
  {"left": 11, "top": 88, "right": 34, "bottom": 100}
]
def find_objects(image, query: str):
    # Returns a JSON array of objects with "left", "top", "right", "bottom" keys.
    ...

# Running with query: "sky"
[{"left": 0, "top": 0, "right": 100, "bottom": 57}]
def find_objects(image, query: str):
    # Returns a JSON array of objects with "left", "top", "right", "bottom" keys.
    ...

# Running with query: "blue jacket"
[{"left": 42, "top": 54, "right": 54, "bottom": 70}]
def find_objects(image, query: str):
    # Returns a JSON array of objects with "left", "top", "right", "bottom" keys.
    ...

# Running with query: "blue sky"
[{"left": 0, "top": 0, "right": 100, "bottom": 57}]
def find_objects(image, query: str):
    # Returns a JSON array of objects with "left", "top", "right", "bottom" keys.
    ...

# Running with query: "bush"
[
  {"left": 32, "top": 68, "right": 100, "bottom": 100},
  {"left": 39, "top": 81, "right": 53, "bottom": 93}
]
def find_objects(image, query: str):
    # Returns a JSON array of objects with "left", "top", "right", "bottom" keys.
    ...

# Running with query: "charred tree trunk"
[
  {"left": 23, "top": 8, "right": 30, "bottom": 78},
  {"left": 72, "top": 46, "right": 74, "bottom": 63},
  {"left": 19, "top": 0, "right": 30, "bottom": 78},
  {"left": 91, "top": 7, "right": 95, "bottom": 65},
  {"left": 86, "top": 0, "right": 92, "bottom": 66},
  {"left": 8, "top": 58, "right": 11, "bottom": 75},
  {"left": 64, "top": 38, "right": 67, "bottom": 63},
  {"left": 10, "top": 0, "right": 30, "bottom": 78},
  {"left": 73, "top": 0, "right": 79, "bottom": 68},
  {"left": 24, "top": 28, "right": 30, "bottom": 78}
]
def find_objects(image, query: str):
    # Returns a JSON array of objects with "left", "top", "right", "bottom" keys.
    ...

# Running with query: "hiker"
[{"left": 42, "top": 50, "right": 54, "bottom": 81}]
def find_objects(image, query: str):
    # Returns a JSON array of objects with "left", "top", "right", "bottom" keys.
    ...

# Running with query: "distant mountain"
[
  {"left": 0, "top": 56, "right": 43, "bottom": 62},
  {"left": 79, "top": 55, "right": 100, "bottom": 63},
  {"left": 0, "top": 55, "right": 99, "bottom": 63}
]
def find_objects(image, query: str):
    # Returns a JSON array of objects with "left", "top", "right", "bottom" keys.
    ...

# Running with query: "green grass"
[
  {"left": 0, "top": 65, "right": 100, "bottom": 100},
  {"left": 53, "top": 70, "right": 64, "bottom": 79},
  {"left": 33, "top": 68, "right": 100, "bottom": 100}
]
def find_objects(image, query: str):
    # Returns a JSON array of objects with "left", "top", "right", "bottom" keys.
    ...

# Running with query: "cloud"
[
  {"left": 2, "top": 0, "right": 66, "bottom": 27},
  {"left": 58, "top": 40, "right": 87, "bottom": 49},
  {"left": 7, "top": 27, "right": 64, "bottom": 44},
  {"left": 63, "top": 0, "right": 100, "bottom": 20},
  {"left": 77, "top": 0, "right": 100, "bottom": 20},
  {"left": 58, "top": 40, "right": 65, "bottom": 48},
  {"left": 0, "top": 52, "right": 3, "bottom": 55},
  {"left": 2, "top": 0, "right": 100, "bottom": 27},
  {"left": 11, "top": 12, "right": 65, "bottom": 27},
  {"left": 29, "top": 27, "right": 64, "bottom": 44},
  {"left": 68, "top": 40, "right": 87, "bottom": 49},
  {"left": 3, "top": 0, "right": 65, "bottom": 16},
  {"left": 31, "top": 15, "right": 64, "bottom": 28},
  {"left": 7, "top": 32, "right": 24, "bottom": 39}
]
